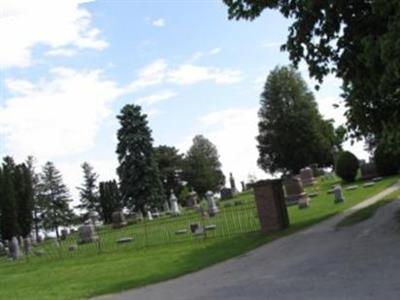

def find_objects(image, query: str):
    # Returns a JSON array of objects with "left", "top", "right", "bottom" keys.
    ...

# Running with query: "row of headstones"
[{"left": 0, "top": 236, "right": 33, "bottom": 260}]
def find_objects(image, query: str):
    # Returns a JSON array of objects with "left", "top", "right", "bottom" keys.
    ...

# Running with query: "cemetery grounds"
[{"left": 0, "top": 175, "right": 399, "bottom": 300}]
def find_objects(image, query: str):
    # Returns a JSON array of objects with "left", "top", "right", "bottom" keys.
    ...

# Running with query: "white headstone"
[
  {"left": 9, "top": 237, "right": 21, "bottom": 260},
  {"left": 170, "top": 191, "right": 181, "bottom": 216},
  {"left": 334, "top": 185, "right": 345, "bottom": 203},
  {"left": 163, "top": 200, "right": 170, "bottom": 212},
  {"left": 147, "top": 210, "right": 153, "bottom": 221},
  {"left": 205, "top": 191, "right": 219, "bottom": 216}
]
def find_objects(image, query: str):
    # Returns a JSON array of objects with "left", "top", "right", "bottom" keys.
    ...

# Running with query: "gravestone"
[
  {"left": 205, "top": 191, "right": 219, "bottom": 216},
  {"left": 170, "top": 191, "right": 181, "bottom": 216},
  {"left": 334, "top": 185, "right": 345, "bottom": 203},
  {"left": 61, "top": 229, "right": 69, "bottom": 241},
  {"left": 299, "top": 167, "right": 316, "bottom": 186},
  {"left": 23, "top": 237, "right": 32, "bottom": 255},
  {"left": 360, "top": 163, "right": 379, "bottom": 180},
  {"left": 163, "top": 200, "right": 170, "bottom": 212},
  {"left": 187, "top": 191, "right": 198, "bottom": 208},
  {"left": 284, "top": 176, "right": 309, "bottom": 206},
  {"left": 229, "top": 173, "right": 238, "bottom": 194},
  {"left": 241, "top": 181, "right": 246, "bottom": 192},
  {"left": 78, "top": 224, "right": 98, "bottom": 244},
  {"left": 147, "top": 210, "right": 153, "bottom": 221},
  {"left": 9, "top": 237, "right": 21, "bottom": 260},
  {"left": 112, "top": 211, "right": 127, "bottom": 229},
  {"left": 220, "top": 187, "right": 233, "bottom": 200},
  {"left": 88, "top": 211, "right": 99, "bottom": 225},
  {"left": 253, "top": 179, "right": 289, "bottom": 234},
  {"left": 190, "top": 223, "right": 200, "bottom": 233}
]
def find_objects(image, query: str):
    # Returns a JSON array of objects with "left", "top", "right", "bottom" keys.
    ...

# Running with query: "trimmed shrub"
[{"left": 335, "top": 151, "right": 359, "bottom": 182}]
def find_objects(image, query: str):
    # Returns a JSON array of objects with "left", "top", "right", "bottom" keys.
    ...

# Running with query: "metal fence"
[{"left": 0, "top": 199, "right": 260, "bottom": 263}]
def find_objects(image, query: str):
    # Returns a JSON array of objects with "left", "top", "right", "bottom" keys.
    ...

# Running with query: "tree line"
[{"left": 0, "top": 105, "right": 224, "bottom": 242}]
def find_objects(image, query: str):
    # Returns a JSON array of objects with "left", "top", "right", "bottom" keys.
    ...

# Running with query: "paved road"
[{"left": 95, "top": 184, "right": 400, "bottom": 300}]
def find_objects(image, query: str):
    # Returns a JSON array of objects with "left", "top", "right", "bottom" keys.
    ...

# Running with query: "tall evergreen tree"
[
  {"left": 183, "top": 135, "right": 225, "bottom": 196},
  {"left": 0, "top": 157, "right": 19, "bottom": 241},
  {"left": 26, "top": 156, "right": 41, "bottom": 239},
  {"left": 14, "top": 163, "right": 34, "bottom": 237},
  {"left": 257, "top": 66, "right": 334, "bottom": 175},
  {"left": 99, "top": 180, "right": 122, "bottom": 224},
  {"left": 76, "top": 162, "right": 100, "bottom": 219},
  {"left": 39, "top": 162, "right": 74, "bottom": 238},
  {"left": 116, "top": 104, "right": 165, "bottom": 213}
]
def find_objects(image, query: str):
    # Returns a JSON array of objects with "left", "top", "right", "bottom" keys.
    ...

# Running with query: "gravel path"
[{"left": 94, "top": 183, "right": 400, "bottom": 300}]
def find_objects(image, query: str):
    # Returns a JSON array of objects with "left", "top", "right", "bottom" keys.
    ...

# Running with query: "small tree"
[
  {"left": 154, "top": 145, "right": 184, "bottom": 197},
  {"left": 76, "top": 162, "right": 100, "bottom": 219},
  {"left": 183, "top": 135, "right": 225, "bottom": 196},
  {"left": 257, "top": 66, "right": 334, "bottom": 175},
  {"left": 335, "top": 151, "right": 359, "bottom": 183},
  {"left": 39, "top": 162, "right": 74, "bottom": 238},
  {"left": 116, "top": 104, "right": 165, "bottom": 213},
  {"left": 99, "top": 180, "right": 122, "bottom": 224}
]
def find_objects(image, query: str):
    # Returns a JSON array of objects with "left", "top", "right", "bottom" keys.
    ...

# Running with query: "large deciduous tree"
[
  {"left": 183, "top": 135, "right": 225, "bottom": 196},
  {"left": 39, "top": 162, "right": 74, "bottom": 238},
  {"left": 224, "top": 0, "right": 400, "bottom": 140},
  {"left": 116, "top": 104, "right": 165, "bottom": 213},
  {"left": 76, "top": 162, "right": 100, "bottom": 219},
  {"left": 257, "top": 66, "right": 335, "bottom": 175}
]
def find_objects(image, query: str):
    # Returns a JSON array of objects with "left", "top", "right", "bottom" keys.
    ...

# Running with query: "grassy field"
[{"left": 0, "top": 175, "right": 398, "bottom": 300}]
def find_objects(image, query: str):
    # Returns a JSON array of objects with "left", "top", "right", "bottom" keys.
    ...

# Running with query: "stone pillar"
[
  {"left": 163, "top": 200, "right": 170, "bottom": 212},
  {"left": 254, "top": 180, "right": 289, "bottom": 234},
  {"left": 23, "top": 237, "right": 32, "bottom": 255},
  {"left": 147, "top": 210, "right": 153, "bottom": 221},
  {"left": 205, "top": 191, "right": 219, "bottom": 216},
  {"left": 187, "top": 191, "right": 198, "bottom": 208}
]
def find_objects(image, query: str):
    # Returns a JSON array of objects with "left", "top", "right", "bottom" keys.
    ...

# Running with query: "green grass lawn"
[{"left": 0, "top": 175, "right": 398, "bottom": 300}]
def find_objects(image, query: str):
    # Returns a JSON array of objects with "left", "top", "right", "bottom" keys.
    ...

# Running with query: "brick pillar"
[{"left": 254, "top": 179, "right": 289, "bottom": 234}]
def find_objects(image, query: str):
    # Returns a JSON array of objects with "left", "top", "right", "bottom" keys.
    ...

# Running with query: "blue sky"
[{"left": 0, "top": 0, "right": 367, "bottom": 200}]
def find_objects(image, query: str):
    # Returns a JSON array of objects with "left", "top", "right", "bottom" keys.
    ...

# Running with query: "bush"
[
  {"left": 374, "top": 143, "right": 400, "bottom": 176},
  {"left": 335, "top": 151, "right": 359, "bottom": 182}
]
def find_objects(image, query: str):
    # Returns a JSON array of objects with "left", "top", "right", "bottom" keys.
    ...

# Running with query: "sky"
[{"left": 0, "top": 0, "right": 369, "bottom": 201}]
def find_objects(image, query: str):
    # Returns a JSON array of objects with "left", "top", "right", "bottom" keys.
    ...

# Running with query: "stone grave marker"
[
  {"left": 220, "top": 187, "right": 233, "bottom": 200},
  {"left": 363, "top": 182, "right": 375, "bottom": 188},
  {"left": 334, "top": 185, "right": 345, "bottom": 203},
  {"left": 346, "top": 185, "right": 359, "bottom": 191},
  {"left": 163, "top": 200, "right": 170, "bottom": 212},
  {"left": 187, "top": 191, "right": 198, "bottom": 208},
  {"left": 229, "top": 173, "right": 238, "bottom": 194},
  {"left": 61, "top": 229, "right": 69, "bottom": 241},
  {"left": 147, "top": 210, "right": 153, "bottom": 221},
  {"left": 9, "top": 237, "right": 21, "bottom": 260},
  {"left": 205, "top": 191, "right": 219, "bottom": 216},
  {"left": 299, "top": 167, "right": 316, "bottom": 186},
  {"left": 23, "top": 237, "right": 32, "bottom": 255},
  {"left": 112, "top": 211, "right": 127, "bottom": 229},
  {"left": 284, "top": 176, "right": 310, "bottom": 207},
  {"left": 78, "top": 224, "right": 98, "bottom": 244},
  {"left": 170, "top": 191, "right": 181, "bottom": 216}
]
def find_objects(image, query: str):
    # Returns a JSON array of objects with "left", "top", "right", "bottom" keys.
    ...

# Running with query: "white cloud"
[
  {"left": 0, "top": 0, "right": 107, "bottom": 68},
  {"left": 136, "top": 90, "right": 177, "bottom": 106},
  {"left": 168, "top": 64, "right": 241, "bottom": 85},
  {"left": 125, "top": 59, "right": 168, "bottom": 92},
  {"left": 209, "top": 48, "right": 221, "bottom": 55},
  {"left": 152, "top": 18, "right": 165, "bottom": 27},
  {"left": 0, "top": 68, "right": 121, "bottom": 159},
  {"left": 45, "top": 48, "right": 78, "bottom": 57}
]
